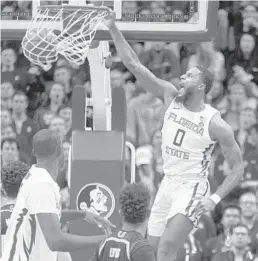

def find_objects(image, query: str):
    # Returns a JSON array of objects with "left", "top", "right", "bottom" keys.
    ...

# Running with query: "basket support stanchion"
[{"left": 126, "top": 141, "right": 136, "bottom": 184}]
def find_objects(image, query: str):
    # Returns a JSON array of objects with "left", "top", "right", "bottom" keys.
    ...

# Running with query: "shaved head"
[
  {"left": 33, "top": 129, "right": 61, "bottom": 159},
  {"left": 195, "top": 66, "right": 214, "bottom": 94}
]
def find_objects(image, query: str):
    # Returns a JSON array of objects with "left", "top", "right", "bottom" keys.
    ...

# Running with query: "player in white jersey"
[
  {"left": 103, "top": 9, "right": 244, "bottom": 261},
  {"left": 2, "top": 129, "right": 115, "bottom": 261}
]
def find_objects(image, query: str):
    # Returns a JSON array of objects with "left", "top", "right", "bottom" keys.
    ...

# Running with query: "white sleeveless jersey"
[
  {"left": 2, "top": 165, "right": 61, "bottom": 261},
  {"left": 161, "top": 97, "right": 219, "bottom": 178}
]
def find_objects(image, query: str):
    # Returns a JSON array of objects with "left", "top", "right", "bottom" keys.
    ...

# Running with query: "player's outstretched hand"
[
  {"left": 103, "top": 7, "right": 116, "bottom": 29},
  {"left": 84, "top": 211, "right": 116, "bottom": 236},
  {"left": 194, "top": 197, "right": 216, "bottom": 216}
]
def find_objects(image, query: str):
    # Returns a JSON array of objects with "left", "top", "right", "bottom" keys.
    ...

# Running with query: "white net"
[{"left": 22, "top": 5, "right": 108, "bottom": 71}]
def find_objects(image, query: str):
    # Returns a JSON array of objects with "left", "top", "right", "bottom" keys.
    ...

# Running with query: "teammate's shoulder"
[
  {"left": 209, "top": 113, "right": 234, "bottom": 141},
  {"left": 130, "top": 238, "right": 155, "bottom": 261}
]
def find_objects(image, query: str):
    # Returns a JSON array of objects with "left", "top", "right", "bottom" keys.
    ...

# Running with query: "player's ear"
[
  {"left": 198, "top": 83, "right": 206, "bottom": 92},
  {"left": 118, "top": 209, "right": 122, "bottom": 216}
]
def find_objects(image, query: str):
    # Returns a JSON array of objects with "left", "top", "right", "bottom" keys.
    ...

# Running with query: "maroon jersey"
[
  {"left": 90, "top": 230, "right": 155, "bottom": 261},
  {"left": 1, "top": 204, "right": 14, "bottom": 235}
]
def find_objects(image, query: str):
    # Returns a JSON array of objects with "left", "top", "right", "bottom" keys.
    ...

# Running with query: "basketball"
[{"left": 22, "top": 28, "right": 58, "bottom": 70}]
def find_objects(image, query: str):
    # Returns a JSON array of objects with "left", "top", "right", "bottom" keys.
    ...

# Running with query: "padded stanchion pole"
[
  {"left": 72, "top": 86, "right": 85, "bottom": 131},
  {"left": 69, "top": 131, "right": 125, "bottom": 261},
  {"left": 111, "top": 87, "right": 127, "bottom": 132}
]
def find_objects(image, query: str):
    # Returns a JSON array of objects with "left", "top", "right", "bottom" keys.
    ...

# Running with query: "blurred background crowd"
[{"left": 1, "top": 1, "right": 258, "bottom": 260}]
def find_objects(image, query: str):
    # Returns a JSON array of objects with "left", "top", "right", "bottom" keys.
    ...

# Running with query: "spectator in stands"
[
  {"left": 223, "top": 81, "right": 248, "bottom": 131},
  {"left": 54, "top": 66, "right": 73, "bottom": 101},
  {"left": 11, "top": 90, "right": 39, "bottom": 147},
  {"left": 1, "top": 3, "right": 14, "bottom": 20},
  {"left": 204, "top": 205, "right": 241, "bottom": 261},
  {"left": 185, "top": 41, "right": 226, "bottom": 83},
  {"left": 1, "top": 81, "right": 14, "bottom": 110},
  {"left": 26, "top": 65, "right": 46, "bottom": 118},
  {"left": 59, "top": 106, "right": 72, "bottom": 141},
  {"left": 242, "top": 124, "right": 258, "bottom": 188},
  {"left": 16, "top": 0, "right": 32, "bottom": 20},
  {"left": 1, "top": 108, "right": 12, "bottom": 129},
  {"left": 49, "top": 116, "right": 67, "bottom": 142},
  {"left": 123, "top": 80, "right": 136, "bottom": 103},
  {"left": 152, "top": 130, "right": 164, "bottom": 189},
  {"left": 1, "top": 124, "right": 32, "bottom": 161},
  {"left": 34, "top": 83, "right": 67, "bottom": 129},
  {"left": 110, "top": 69, "right": 125, "bottom": 89},
  {"left": 135, "top": 145, "right": 156, "bottom": 205},
  {"left": 137, "top": 7, "right": 151, "bottom": 22},
  {"left": 1, "top": 48, "right": 31, "bottom": 91},
  {"left": 139, "top": 42, "right": 181, "bottom": 85},
  {"left": 235, "top": 107, "right": 257, "bottom": 153},
  {"left": 239, "top": 190, "right": 258, "bottom": 254},
  {"left": 212, "top": 224, "right": 255, "bottom": 261},
  {"left": 126, "top": 82, "right": 164, "bottom": 148},
  {"left": 227, "top": 33, "right": 258, "bottom": 85},
  {"left": 1, "top": 138, "right": 31, "bottom": 166}
]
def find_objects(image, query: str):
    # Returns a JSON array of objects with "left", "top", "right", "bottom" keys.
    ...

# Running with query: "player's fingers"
[
  {"left": 107, "top": 220, "right": 116, "bottom": 228},
  {"left": 192, "top": 195, "right": 203, "bottom": 202}
]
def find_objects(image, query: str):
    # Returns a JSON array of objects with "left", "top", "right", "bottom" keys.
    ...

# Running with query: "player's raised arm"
[
  {"left": 209, "top": 114, "right": 244, "bottom": 200},
  {"left": 103, "top": 9, "right": 178, "bottom": 101}
]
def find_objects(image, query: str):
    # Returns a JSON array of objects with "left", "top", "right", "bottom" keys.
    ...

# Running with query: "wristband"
[{"left": 209, "top": 194, "right": 221, "bottom": 204}]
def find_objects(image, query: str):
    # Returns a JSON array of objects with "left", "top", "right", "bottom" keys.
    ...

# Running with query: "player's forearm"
[
  {"left": 109, "top": 24, "right": 140, "bottom": 70},
  {"left": 52, "top": 233, "right": 105, "bottom": 252},
  {"left": 214, "top": 162, "right": 244, "bottom": 199},
  {"left": 60, "top": 209, "right": 85, "bottom": 223}
]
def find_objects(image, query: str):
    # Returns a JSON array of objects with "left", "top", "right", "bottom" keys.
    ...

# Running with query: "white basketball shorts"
[{"left": 148, "top": 175, "right": 210, "bottom": 237}]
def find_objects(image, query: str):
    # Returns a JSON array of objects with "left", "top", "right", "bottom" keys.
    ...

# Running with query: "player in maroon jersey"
[
  {"left": 89, "top": 183, "right": 156, "bottom": 261},
  {"left": 1, "top": 161, "right": 30, "bottom": 235}
]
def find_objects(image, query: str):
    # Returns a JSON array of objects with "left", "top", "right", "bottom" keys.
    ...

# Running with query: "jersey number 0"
[{"left": 173, "top": 129, "right": 186, "bottom": 147}]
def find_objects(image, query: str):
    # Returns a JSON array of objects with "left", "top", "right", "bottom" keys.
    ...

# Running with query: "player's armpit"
[
  {"left": 131, "top": 244, "right": 156, "bottom": 261},
  {"left": 209, "top": 114, "right": 244, "bottom": 199},
  {"left": 130, "top": 62, "right": 178, "bottom": 101}
]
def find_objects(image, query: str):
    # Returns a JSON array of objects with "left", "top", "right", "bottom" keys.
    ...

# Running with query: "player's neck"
[
  {"left": 35, "top": 162, "right": 58, "bottom": 181},
  {"left": 122, "top": 223, "right": 146, "bottom": 237},
  {"left": 183, "top": 94, "right": 205, "bottom": 112}
]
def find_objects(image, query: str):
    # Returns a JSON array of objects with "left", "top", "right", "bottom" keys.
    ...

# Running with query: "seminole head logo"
[{"left": 76, "top": 183, "right": 115, "bottom": 218}]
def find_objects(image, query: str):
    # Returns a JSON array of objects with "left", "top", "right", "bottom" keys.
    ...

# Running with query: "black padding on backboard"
[{"left": 111, "top": 87, "right": 127, "bottom": 132}]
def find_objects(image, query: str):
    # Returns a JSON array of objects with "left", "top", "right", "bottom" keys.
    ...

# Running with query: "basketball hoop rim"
[{"left": 38, "top": 4, "right": 109, "bottom": 14}]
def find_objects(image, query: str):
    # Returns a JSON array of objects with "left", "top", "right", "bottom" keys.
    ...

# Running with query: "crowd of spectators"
[{"left": 1, "top": 1, "right": 258, "bottom": 260}]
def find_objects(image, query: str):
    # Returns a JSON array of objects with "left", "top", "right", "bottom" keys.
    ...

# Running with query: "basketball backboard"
[{"left": 1, "top": 0, "right": 218, "bottom": 42}]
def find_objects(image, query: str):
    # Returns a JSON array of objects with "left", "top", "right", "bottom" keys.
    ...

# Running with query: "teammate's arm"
[
  {"left": 209, "top": 114, "right": 244, "bottom": 200},
  {"left": 61, "top": 209, "right": 115, "bottom": 235},
  {"left": 104, "top": 10, "right": 178, "bottom": 101},
  {"left": 37, "top": 213, "right": 105, "bottom": 252},
  {"left": 27, "top": 184, "right": 106, "bottom": 252}
]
